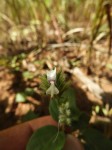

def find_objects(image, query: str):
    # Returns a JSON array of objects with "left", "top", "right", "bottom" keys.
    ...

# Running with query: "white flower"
[
  {"left": 47, "top": 68, "right": 56, "bottom": 82},
  {"left": 46, "top": 81, "right": 59, "bottom": 98},
  {"left": 46, "top": 68, "right": 59, "bottom": 98}
]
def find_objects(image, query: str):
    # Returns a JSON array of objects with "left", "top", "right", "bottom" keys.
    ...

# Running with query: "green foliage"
[
  {"left": 10, "top": 53, "right": 26, "bottom": 70},
  {"left": 82, "top": 128, "right": 112, "bottom": 150},
  {"left": 15, "top": 88, "right": 34, "bottom": 103},
  {"left": 49, "top": 87, "right": 81, "bottom": 123},
  {"left": 40, "top": 70, "right": 70, "bottom": 95},
  {"left": 26, "top": 125, "right": 65, "bottom": 150},
  {"left": 10, "top": 56, "right": 20, "bottom": 70},
  {"left": 40, "top": 74, "right": 50, "bottom": 93},
  {"left": 25, "top": 87, "right": 34, "bottom": 95},
  {"left": 72, "top": 112, "right": 90, "bottom": 131},
  {"left": 22, "top": 71, "right": 34, "bottom": 79},
  {"left": 61, "top": 88, "right": 80, "bottom": 115},
  {"left": 90, "top": 0, "right": 105, "bottom": 43},
  {"left": 49, "top": 98, "right": 59, "bottom": 121},
  {"left": 56, "top": 70, "right": 70, "bottom": 95},
  {"left": 15, "top": 92, "right": 27, "bottom": 103}
]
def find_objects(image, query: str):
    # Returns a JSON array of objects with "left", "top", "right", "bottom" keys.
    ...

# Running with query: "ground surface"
[{"left": 0, "top": 34, "right": 112, "bottom": 131}]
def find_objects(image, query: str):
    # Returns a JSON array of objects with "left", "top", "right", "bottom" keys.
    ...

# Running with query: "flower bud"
[
  {"left": 59, "top": 115, "right": 66, "bottom": 122},
  {"left": 65, "top": 102, "right": 70, "bottom": 109},
  {"left": 66, "top": 118, "right": 71, "bottom": 126},
  {"left": 66, "top": 110, "right": 71, "bottom": 116},
  {"left": 47, "top": 68, "right": 56, "bottom": 82},
  {"left": 58, "top": 102, "right": 71, "bottom": 126}
]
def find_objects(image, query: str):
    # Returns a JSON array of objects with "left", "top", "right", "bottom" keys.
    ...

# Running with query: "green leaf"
[
  {"left": 25, "top": 88, "right": 34, "bottom": 95},
  {"left": 40, "top": 74, "right": 50, "bottom": 92},
  {"left": 22, "top": 71, "right": 34, "bottom": 79},
  {"left": 26, "top": 125, "right": 65, "bottom": 150},
  {"left": 82, "top": 128, "right": 112, "bottom": 150},
  {"left": 72, "top": 112, "right": 90, "bottom": 131},
  {"left": 49, "top": 98, "right": 59, "bottom": 121},
  {"left": 61, "top": 88, "right": 81, "bottom": 119},
  {"left": 61, "top": 88, "right": 76, "bottom": 107},
  {"left": 15, "top": 92, "right": 26, "bottom": 103},
  {"left": 56, "top": 70, "right": 70, "bottom": 94}
]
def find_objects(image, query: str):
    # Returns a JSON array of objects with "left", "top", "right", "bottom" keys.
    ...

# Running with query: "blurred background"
[{"left": 0, "top": 0, "right": 112, "bottom": 139}]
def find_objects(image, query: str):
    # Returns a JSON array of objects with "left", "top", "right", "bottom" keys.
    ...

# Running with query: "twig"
[
  {"left": 49, "top": 42, "right": 79, "bottom": 49},
  {"left": 90, "top": 115, "right": 111, "bottom": 124},
  {"left": 27, "top": 96, "right": 41, "bottom": 105},
  {"left": 63, "top": 27, "right": 84, "bottom": 38}
]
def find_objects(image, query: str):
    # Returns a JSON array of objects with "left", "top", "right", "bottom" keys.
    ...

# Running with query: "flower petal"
[
  {"left": 47, "top": 68, "right": 56, "bottom": 81},
  {"left": 46, "top": 82, "right": 59, "bottom": 98}
]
